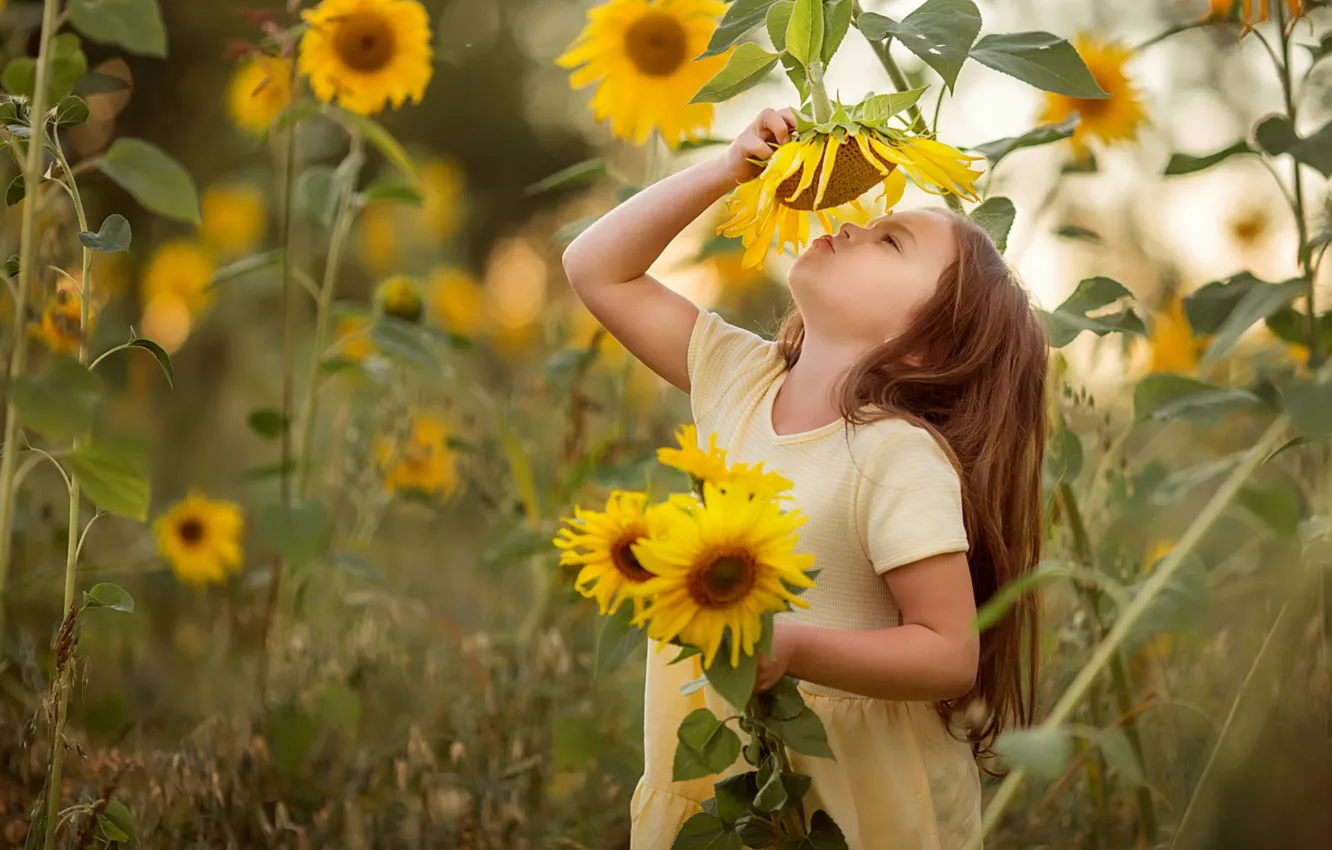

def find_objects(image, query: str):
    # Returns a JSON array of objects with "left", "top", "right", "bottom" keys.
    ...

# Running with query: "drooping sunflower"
[
  {"left": 374, "top": 274, "right": 424, "bottom": 322},
  {"left": 374, "top": 412, "right": 460, "bottom": 497},
  {"left": 427, "top": 266, "right": 484, "bottom": 337},
  {"left": 1038, "top": 35, "right": 1146, "bottom": 159},
  {"left": 720, "top": 100, "right": 984, "bottom": 268},
  {"left": 154, "top": 491, "right": 245, "bottom": 587},
  {"left": 629, "top": 479, "right": 815, "bottom": 668},
  {"left": 556, "top": 0, "right": 731, "bottom": 149},
  {"left": 555, "top": 490, "right": 667, "bottom": 616},
  {"left": 299, "top": 0, "right": 434, "bottom": 115},
  {"left": 226, "top": 54, "right": 292, "bottom": 136},
  {"left": 201, "top": 182, "right": 267, "bottom": 257}
]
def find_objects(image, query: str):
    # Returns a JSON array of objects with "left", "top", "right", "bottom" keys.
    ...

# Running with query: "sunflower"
[
  {"left": 374, "top": 274, "right": 424, "bottom": 322},
  {"left": 427, "top": 266, "right": 484, "bottom": 337},
  {"left": 31, "top": 287, "right": 96, "bottom": 355},
  {"left": 201, "top": 182, "right": 267, "bottom": 257},
  {"left": 358, "top": 201, "right": 401, "bottom": 275},
  {"left": 629, "top": 479, "right": 814, "bottom": 668},
  {"left": 556, "top": 0, "right": 731, "bottom": 149},
  {"left": 333, "top": 314, "right": 376, "bottom": 363},
  {"left": 1038, "top": 36, "right": 1146, "bottom": 159},
  {"left": 555, "top": 490, "right": 667, "bottom": 616},
  {"left": 1202, "top": 0, "right": 1306, "bottom": 31},
  {"left": 420, "top": 158, "right": 465, "bottom": 239},
  {"left": 140, "top": 240, "right": 216, "bottom": 353},
  {"left": 154, "top": 491, "right": 245, "bottom": 587},
  {"left": 657, "top": 424, "right": 795, "bottom": 501},
  {"left": 226, "top": 54, "right": 292, "bottom": 136},
  {"left": 375, "top": 411, "right": 460, "bottom": 497},
  {"left": 1147, "top": 293, "right": 1204, "bottom": 375},
  {"left": 299, "top": 0, "right": 434, "bottom": 115},
  {"left": 720, "top": 102, "right": 983, "bottom": 267}
]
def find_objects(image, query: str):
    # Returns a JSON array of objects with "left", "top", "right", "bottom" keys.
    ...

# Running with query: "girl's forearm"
[
  {"left": 786, "top": 622, "right": 978, "bottom": 702},
  {"left": 562, "top": 156, "right": 736, "bottom": 289}
]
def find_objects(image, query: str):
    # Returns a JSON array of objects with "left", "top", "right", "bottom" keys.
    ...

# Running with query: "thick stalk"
[
  {"left": 0, "top": 0, "right": 62, "bottom": 639},
  {"left": 968, "top": 416, "right": 1289, "bottom": 849},
  {"left": 805, "top": 59, "right": 833, "bottom": 125}
]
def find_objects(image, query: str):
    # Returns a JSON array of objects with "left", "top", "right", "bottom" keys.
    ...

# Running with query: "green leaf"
[
  {"left": 1098, "top": 729, "right": 1147, "bottom": 787},
  {"left": 361, "top": 179, "right": 423, "bottom": 206},
  {"left": 5, "top": 175, "right": 24, "bottom": 208},
  {"left": 524, "top": 159, "right": 608, "bottom": 196},
  {"left": 258, "top": 500, "right": 328, "bottom": 568},
  {"left": 691, "top": 43, "right": 782, "bottom": 104},
  {"left": 69, "top": 0, "right": 167, "bottom": 58},
  {"left": 1134, "top": 374, "right": 1261, "bottom": 422},
  {"left": 994, "top": 726, "right": 1073, "bottom": 779},
  {"left": 1199, "top": 279, "right": 1304, "bottom": 369},
  {"left": 672, "top": 812, "right": 741, "bottom": 850},
  {"left": 969, "top": 196, "right": 1015, "bottom": 252},
  {"left": 3, "top": 58, "right": 37, "bottom": 99},
  {"left": 1043, "top": 412, "right": 1082, "bottom": 487},
  {"left": 972, "top": 114, "right": 1079, "bottom": 168},
  {"left": 702, "top": 0, "right": 780, "bottom": 59},
  {"left": 314, "top": 681, "right": 362, "bottom": 738},
  {"left": 4, "top": 254, "right": 19, "bottom": 277},
  {"left": 551, "top": 712, "right": 607, "bottom": 768},
  {"left": 297, "top": 166, "right": 338, "bottom": 227},
  {"left": 328, "top": 107, "right": 418, "bottom": 182},
  {"left": 766, "top": 706, "right": 834, "bottom": 758},
  {"left": 94, "top": 336, "right": 173, "bottom": 388},
  {"left": 1254, "top": 114, "right": 1298, "bottom": 156},
  {"left": 821, "top": 0, "right": 853, "bottom": 65},
  {"left": 783, "top": 772, "right": 813, "bottom": 801},
  {"left": 247, "top": 408, "right": 286, "bottom": 440},
  {"left": 767, "top": 1, "right": 794, "bottom": 51},
  {"left": 970, "top": 32, "right": 1109, "bottom": 98},
  {"left": 704, "top": 644, "right": 759, "bottom": 710},
  {"left": 11, "top": 357, "right": 105, "bottom": 441},
  {"left": 369, "top": 317, "right": 437, "bottom": 368},
  {"left": 780, "top": 811, "right": 849, "bottom": 849},
  {"left": 66, "top": 440, "right": 151, "bottom": 521},
  {"left": 736, "top": 815, "right": 778, "bottom": 847},
  {"left": 673, "top": 708, "right": 743, "bottom": 781},
  {"left": 98, "top": 138, "right": 201, "bottom": 224},
  {"left": 1265, "top": 307, "right": 1332, "bottom": 352},
  {"left": 82, "top": 582, "right": 135, "bottom": 613},
  {"left": 1164, "top": 140, "right": 1252, "bottom": 175},
  {"left": 753, "top": 762, "right": 788, "bottom": 812},
  {"left": 101, "top": 799, "right": 137, "bottom": 842},
  {"left": 1238, "top": 483, "right": 1303, "bottom": 538},
  {"left": 1043, "top": 276, "right": 1145, "bottom": 347},
  {"left": 595, "top": 603, "right": 646, "bottom": 677},
  {"left": 863, "top": 0, "right": 981, "bottom": 91},
  {"left": 55, "top": 96, "right": 91, "bottom": 127},
  {"left": 1184, "top": 272, "right": 1266, "bottom": 334},
  {"left": 209, "top": 251, "right": 281, "bottom": 288},
  {"left": 1151, "top": 455, "right": 1241, "bottom": 505},
  {"left": 79, "top": 214, "right": 132, "bottom": 252},
  {"left": 785, "top": 0, "right": 825, "bottom": 69},
  {"left": 714, "top": 771, "right": 760, "bottom": 824},
  {"left": 1255, "top": 115, "right": 1332, "bottom": 177},
  {"left": 1280, "top": 378, "right": 1332, "bottom": 440},
  {"left": 855, "top": 87, "right": 929, "bottom": 126},
  {"left": 49, "top": 35, "right": 90, "bottom": 104},
  {"left": 756, "top": 675, "right": 805, "bottom": 721},
  {"left": 264, "top": 704, "right": 318, "bottom": 774}
]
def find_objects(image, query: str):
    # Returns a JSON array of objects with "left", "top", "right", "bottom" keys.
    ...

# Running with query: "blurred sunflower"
[
  {"left": 556, "top": 0, "right": 731, "bottom": 148},
  {"left": 375, "top": 411, "right": 460, "bottom": 497},
  {"left": 357, "top": 201, "right": 401, "bottom": 275},
  {"left": 555, "top": 490, "right": 665, "bottom": 616},
  {"left": 226, "top": 54, "right": 292, "bottom": 136},
  {"left": 1147, "top": 293, "right": 1203, "bottom": 375},
  {"left": 629, "top": 479, "right": 814, "bottom": 668},
  {"left": 140, "top": 240, "right": 217, "bottom": 353},
  {"left": 31, "top": 287, "right": 96, "bottom": 355},
  {"left": 299, "top": 0, "right": 434, "bottom": 115},
  {"left": 427, "top": 266, "right": 484, "bottom": 337},
  {"left": 1228, "top": 204, "right": 1272, "bottom": 251},
  {"left": 374, "top": 274, "right": 424, "bottom": 322},
  {"left": 1038, "top": 36, "right": 1146, "bottom": 159},
  {"left": 420, "top": 158, "right": 465, "bottom": 239},
  {"left": 154, "top": 492, "right": 245, "bottom": 587},
  {"left": 333, "top": 314, "right": 376, "bottom": 363},
  {"left": 201, "top": 182, "right": 267, "bottom": 257},
  {"left": 570, "top": 302, "right": 630, "bottom": 368},
  {"left": 1201, "top": 0, "right": 1306, "bottom": 30}
]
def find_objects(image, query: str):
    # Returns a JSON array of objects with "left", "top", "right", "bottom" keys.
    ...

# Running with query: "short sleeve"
[
  {"left": 853, "top": 425, "right": 970, "bottom": 574},
  {"left": 687, "top": 309, "right": 775, "bottom": 421}
]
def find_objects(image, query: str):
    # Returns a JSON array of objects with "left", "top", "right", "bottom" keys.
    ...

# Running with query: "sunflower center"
[
  {"left": 778, "top": 139, "right": 893, "bottom": 211},
  {"left": 690, "top": 553, "right": 757, "bottom": 609},
  {"left": 1070, "top": 97, "right": 1110, "bottom": 121},
  {"left": 177, "top": 517, "right": 205, "bottom": 547},
  {"left": 624, "top": 12, "right": 689, "bottom": 77},
  {"left": 612, "top": 538, "right": 654, "bottom": 582},
  {"left": 333, "top": 12, "right": 398, "bottom": 74}
]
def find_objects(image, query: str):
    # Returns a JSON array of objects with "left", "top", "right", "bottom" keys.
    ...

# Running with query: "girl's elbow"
[{"left": 945, "top": 639, "right": 980, "bottom": 699}]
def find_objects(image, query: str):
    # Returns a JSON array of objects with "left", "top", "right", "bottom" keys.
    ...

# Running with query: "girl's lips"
[{"left": 817, "top": 235, "right": 835, "bottom": 252}]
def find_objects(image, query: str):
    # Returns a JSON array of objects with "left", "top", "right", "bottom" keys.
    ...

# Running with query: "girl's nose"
[{"left": 838, "top": 223, "right": 866, "bottom": 241}]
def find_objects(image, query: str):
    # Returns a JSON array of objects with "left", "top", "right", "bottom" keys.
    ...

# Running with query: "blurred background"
[{"left": 1, "top": 0, "right": 1330, "bottom": 847}]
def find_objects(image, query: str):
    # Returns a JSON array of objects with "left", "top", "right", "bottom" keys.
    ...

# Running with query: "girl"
[{"left": 562, "top": 108, "right": 1048, "bottom": 850}]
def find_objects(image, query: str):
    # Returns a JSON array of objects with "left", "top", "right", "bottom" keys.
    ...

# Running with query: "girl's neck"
[{"left": 772, "top": 332, "right": 868, "bottom": 435}]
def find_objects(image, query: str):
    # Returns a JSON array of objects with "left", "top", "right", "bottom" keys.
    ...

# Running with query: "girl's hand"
[
  {"left": 723, "top": 107, "right": 798, "bottom": 185},
  {"left": 756, "top": 621, "right": 803, "bottom": 692}
]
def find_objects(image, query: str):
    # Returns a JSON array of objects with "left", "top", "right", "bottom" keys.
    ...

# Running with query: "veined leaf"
[
  {"left": 673, "top": 708, "right": 742, "bottom": 781},
  {"left": 1133, "top": 374, "right": 1261, "bottom": 423},
  {"left": 1198, "top": 278, "right": 1304, "bottom": 368},
  {"left": 1043, "top": 276, "right": 1145, "bottom": 347},
  {"left": 1164, "top": 140, "right": 1252, "bottom": 175},
  {"left": 970, "top": 31, "right": 1109, "bottom": 98},
  {"left": 701, "top": 0, "right": 779, "bottom": 58},
  {"left": 69, "top": 0, "right": 167, "bottom": 58},
  {"left": 79, "top": 214, "right": 132, "bottom": 252},
  {"left": 66, "top": 440, "right": 151, "bottom": 521},
  {"left": 785, "top": 0, "right": 825, "bottom": 69},
  {"left": 969, "top": 196, "right": 1016, "bottom": 252},
  {"left": 859, "top": 0, "right": 981, "bottom": 91},
  {"left": 855, "top": 87, "right": 928, "bottom": 126},
  {"left": 821, "top": 0, "right": 853, "bottom": 65},
  {"left": 972, "top": 114, "right": 1079, "bottom": 169},
  {"left": 690, "top": 43, "right": 782, "bottom": 104},
  {"left": 98, "top": 138, "right": 201, "bottom": 224}
]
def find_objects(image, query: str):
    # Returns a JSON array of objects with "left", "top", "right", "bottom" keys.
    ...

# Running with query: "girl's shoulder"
[{"left": 845, "top": 415, "right": 959, "bottom": 478}]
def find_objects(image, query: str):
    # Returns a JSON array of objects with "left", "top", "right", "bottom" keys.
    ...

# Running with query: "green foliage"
[
  {"left": 969, "top": 196, "right": 1016, "bottom": 252},
  {"left": 80, "top": 214, "right": 133, "bottom": 252},
  {"left": 703, "top": 0, "right": 780, "bottom": 58},
  {"left": 524, "top": 159, "right": 608, "bottom": 196},
  {"left": 858, "top": 0, "right": 982, "bottom": 91},
  {"left": 595, "top": 603, "right": 646, "bottom": 676},
  {"left": 692, "top": 44, "right": 783, "bottom": 104},
  {"left": 780, "top": 811, "right": 849, "bottom": 849},
  {"left": 970, "top": 32, "right": 1109, "bottom": 98},
  {"left": 83, "top": 582, "right": 135, "bottom": 613},
  {"left": 854, "top": 87, "right": 928, "bottom": 126},
  {"left": 1254, "top": 114, "right": 1332, "bottom": 177},
  {"left": 69, "top": 0, "right": 167, "bottom": 58},
  {"left": 5, "top": 175, "right": 24, "bottom": 207},
  {"left": 66, "top": 439, "right": 152, "bottom": 521},
  {"left": 973, "top": 114, "right": 1080, "bottom": 168},
  {"left": 673, "top": 812, "right": 741, "bottom": 849},
  {"left": 2, "top": 35, "right": 87, "bottom": 103},
  {"left": 258, "top": 500, "right": 329, "bottom": 569},
  {"left": 101, "top": 799, "right": 137, "bottom": 843},
  {"left": 704, "top": 644, "right": 759, "bottom": 710},
  {"left": 821, "top": 0, "right": 852, "bottom": 65},
  {"left": 361, "top": 179, "right": 425, "bottom": 205},
  {"left": 1134, "top": 375, "right": 1261, "bottom": 423},
  {"left": 1043, "top": 277, "right": 1146, "bottom": 347},
  {"left": 1280, "top": 378, "right": 1332, "bottom": 440},
  {"left": 94, "top": 336, "right": 174, "bottom": 388},
  {"left": 714, "top": 771, "right": 760, "bottom": 823},
  {"left": 247, "top": 409, "right": 286, "bottom": 441},
  {"left": 327, "top": 107, "right": 419, "bottom": 181},
  {"left": 98, "top": 138, "right": 202, "bottom": 224},
  {"left": 1198, "top": 279, "right": 1304, "bottom": 369},
  {"left": 55, "top": 95, "right": 91, "bottom": 126},
  {"left": 994, "top": 726, "right": 1074, "bottom": 779},
  {"left": 263, "top": 704, "right": 318, "bottom": 775},
  {"left": 674, "top": 708, "right": 743, "bottom": 781},
  {"left": 11, "top": 357, "right": 104, "bottom": 442},
  {"left": 785, "top": 0, "right": 825, "bottom": 69},
  {"left": 1165, "top": 140, "right": 1253, "bottom": 175},
  {"left": 764, "top": 705, "right": 834, "bottom": 759}
]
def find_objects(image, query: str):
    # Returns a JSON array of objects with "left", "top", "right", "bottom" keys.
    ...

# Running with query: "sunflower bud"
[{"left": 374, "top": 274, "right": 424, "bottom": 323}]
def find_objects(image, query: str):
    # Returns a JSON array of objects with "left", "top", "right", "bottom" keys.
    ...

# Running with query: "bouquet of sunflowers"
[{"left": 556, "top": 426, "right": 847, "bottom": 846}]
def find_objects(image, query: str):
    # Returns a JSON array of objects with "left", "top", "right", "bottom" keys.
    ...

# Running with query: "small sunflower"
[
  {"left": 658, "top": 424, "right": 794, "bottom": 502},
  {"left": 629, "top": 479, "right": 814, "bottom": 668},
  {"left": 720, "top": 100, "right": 983, "bottom": 268},
  {"left": 1038, "top": 35, "right": 1146, "bottom": 159},
  {"left": 375, "top": 411, "right": 460, "bottom": 497},
  {"left": 556, "top": 0, "right": 731, "bottom": 148},
  {"left": 201, "top": 182, "right": 267, "bottom": 257},
  {"left": 427, "top": 266, "right": 484, "bottom": 337},
  {"left": 154, "top": 491, "right": 245, "bottom": 587},
  {"left": 31, "top": 287, "right": 95, "bottom": 355},
  {"left": 1147, "top": 293, "right": 1204, "bottom": 375},
  {"left": 357, "top": 201, "right": 401, "bottom": 275},
  {"left": 374, "top": 274, "right": 424, "bottom": 322},
  {"left": 226, "top": 54, "right": 292, "bottom": 136},
  {"left": 141, "top": 240, "right": 216, "bottom": 315},
  {"left": 333, "top": 314, "right": 376, "bottom": 363},
  {"left": 299, "top": 0, "right": 434, "bottom": 115},
  {"left": 555, "top": 490, "right": 666, "bottom": 616}
]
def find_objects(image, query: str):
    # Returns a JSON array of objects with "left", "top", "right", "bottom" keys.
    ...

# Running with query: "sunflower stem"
[
  {"left": 0, "top": 0, "right": 61, "bottom": 642},
  {"left": 806, "top": 59, "right": 834, "bottom": 124}
]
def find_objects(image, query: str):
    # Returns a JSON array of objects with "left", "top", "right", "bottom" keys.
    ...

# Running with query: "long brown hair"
[{"left": 775, "top": 210, "right": 1048, "bottom": 759}]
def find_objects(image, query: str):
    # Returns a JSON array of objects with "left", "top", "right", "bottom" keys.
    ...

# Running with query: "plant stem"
[
  {"left": 0, "top": 0, "right": 61, "bottom": 641},
  {"left": 967, "top": 416, "right": 1289, "bottom": 849},
  {"left": 806, "top": 59, "right": 834, "bottom": 124}
]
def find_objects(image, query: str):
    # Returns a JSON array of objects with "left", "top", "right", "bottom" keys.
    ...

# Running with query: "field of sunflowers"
[{"left": 1, "top": 0, "right": 1331, "bottom": 847}]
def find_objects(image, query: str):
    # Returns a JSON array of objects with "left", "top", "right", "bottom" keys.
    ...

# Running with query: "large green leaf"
[
  {"left": 672, "top": 812, "right": 741, "bottom": 850},
  {"left": 767, "top": 1, "right": 794, "bottom": 51},
  {"left": 101, "top": 800, "right": 137, "bottom": 844},
  {"left": 55, "top": 95, "right": 91, "bottom": 127},
  {"left": 690, "top": 43, "right": 782, "bottom": 104},
  {"left": 969, "top": 196, "right": 1016, "bottom": 252},
  {"left": 258, "top": 500, "right": 328, "bottom": 568},
  {"left": 780, "top": 811, "right": 850, "bottom": 849},
  {"left": 994, "top": 726, "right": 1074, "bottom": 779},
  {"left": 10, "top": 357, "right": 105, "bottom": 441},
  {"left": 972, "top": 114, "right": 1079, "bottom": 168},
  {"left": 821, "top": 0, "right": 853, "bottom": 64},
  {"left": 1043, "top": 277, "right": 1145, "bottom": 347},
  {"left": 704, "top": 645, "right": 758, "bottom": 710},
  {"left": 785, "top": 0, "right": 825, "bottom": 69},
  {"left": 755, "top": 675, "right": 806, "bottom": 721},
  {"left": 3, "top": 35, "right": 86, "bottom": 104},
  {"left": 858, "top": 0, "right": 981, "bottom": 91},
  {"left": 98, "top": 138, "right": 201, "bottom": 224},
  {"left": 713, "top": 771, "right": 759, "bottom": 825},
  {"left": 673, "top": 708, "right": 742, "bottom": 781},
  {"left": 595, "top": 603, "right": 647, "bottom": 676},
  {"left": 970, "top": 32, "right": 1108, "bottom": 98},
  {"left": 765, "top": 705, "right": 834, "bottom": 758},
  {"left": 1280, "top": 378, "right": 1332, "bottom": 440},
  {"left": 1254, "top": 114, "right": 1332, "bottom": 177},
  {"left": 1133, "top": 374, "right": 1261, "bottom": 422},
  {"left": 1264, "top": 307, "right": 1332, "bottom": 353},
  {"left": 79, "top": 214, "right": 132, "bottom": 252},
  {"left": 1198, "top": 278, "right": 1304, "bottom": 368},
  {"left": 69, "top": 0, "right": 167, "bottom": 58},
  {"left": 702, "top": 0, "right": 779, "bottom": 58},
  {"left": 1183, "top": 272, "right": 1266, "bottom": 334},
  {"left": 66, "top": 440, "right": 151, "bottom": 521},
  {"left": 1164, "top": 140, "right": 1252, "bottom": 175}
]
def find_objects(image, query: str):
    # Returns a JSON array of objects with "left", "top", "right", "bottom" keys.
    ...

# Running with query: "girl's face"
[{"left": 788, "top": 210, "right": 958, "bottom": 348}]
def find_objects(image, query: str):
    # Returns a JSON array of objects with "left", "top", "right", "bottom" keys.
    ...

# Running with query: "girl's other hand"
[
  {"left": 755, "top": 620, "right": 804, "bottom": 692},
  {"left": 723, "top": 107, "right": 798, "bottom": 185}
]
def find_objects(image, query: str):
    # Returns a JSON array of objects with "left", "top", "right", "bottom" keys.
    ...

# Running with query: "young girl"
[{"left": 562, "top": 108, "right": 1048, "bottom": 850}]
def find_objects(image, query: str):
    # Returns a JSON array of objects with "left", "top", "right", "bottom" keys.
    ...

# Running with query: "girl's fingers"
[{"left": 763, "top": 111, "right": 791, "bottom": 145}]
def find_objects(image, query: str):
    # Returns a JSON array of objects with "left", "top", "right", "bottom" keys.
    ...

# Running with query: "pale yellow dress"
[{"left": 629, "top": 309, "right": 982, "bottom": 850}]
